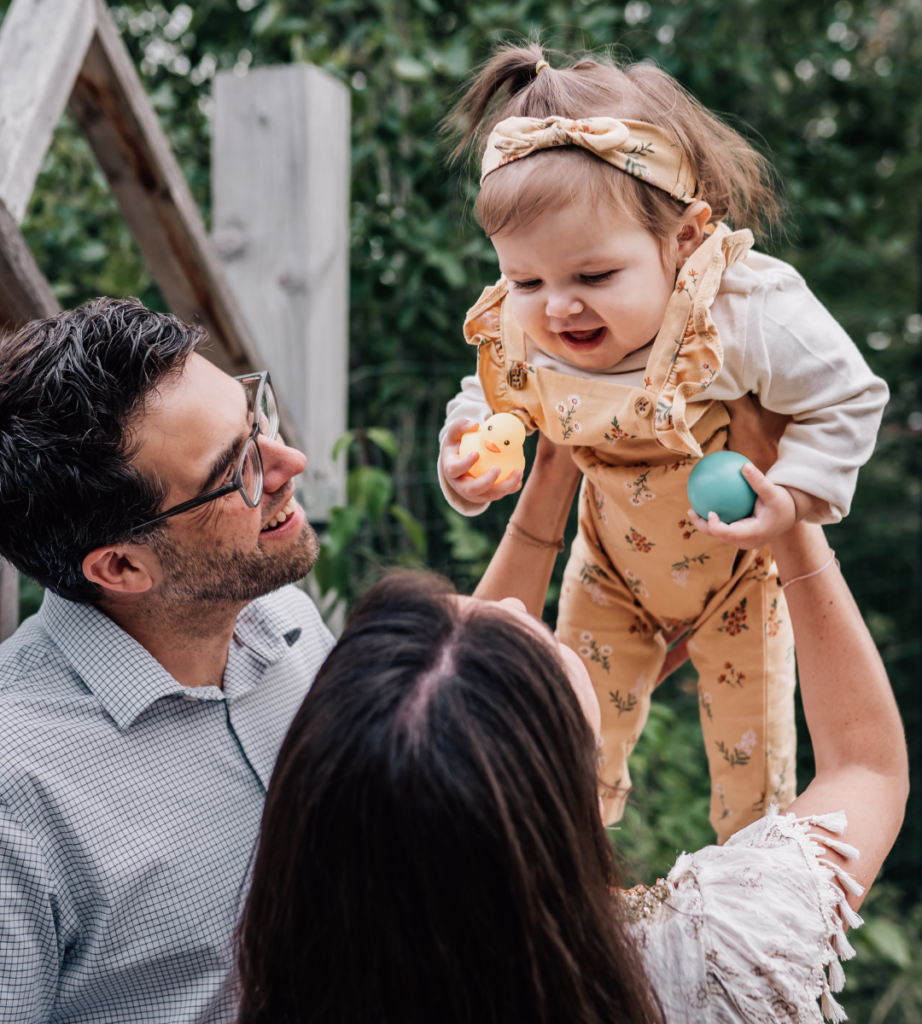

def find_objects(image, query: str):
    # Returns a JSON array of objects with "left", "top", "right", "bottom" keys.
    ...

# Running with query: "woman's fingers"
[{"left": 725, "top": 393, "right": 790, "bottom": 474}]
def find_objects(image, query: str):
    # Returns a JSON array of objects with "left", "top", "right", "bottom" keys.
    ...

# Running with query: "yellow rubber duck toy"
[{"left": 458, "top": 412, "right": 526, "bottom": 483}]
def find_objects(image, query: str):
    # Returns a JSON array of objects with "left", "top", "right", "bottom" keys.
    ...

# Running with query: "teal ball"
[{"left": 687, "top": 451, "right": 757, "bottom": 523}]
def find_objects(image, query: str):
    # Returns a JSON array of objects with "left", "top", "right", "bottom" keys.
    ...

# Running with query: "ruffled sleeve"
[{"left": 621, "top": 806, "right": 864, "bottom": 1023}]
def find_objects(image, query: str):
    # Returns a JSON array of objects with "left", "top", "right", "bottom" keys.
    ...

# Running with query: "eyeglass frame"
[{"left": 130, "top": 371, "right": 278, "bottom": 534}]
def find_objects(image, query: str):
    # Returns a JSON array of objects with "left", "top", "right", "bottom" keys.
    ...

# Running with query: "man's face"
[{"left": 131, "top": 353, "right": 319, "bottom": 605}]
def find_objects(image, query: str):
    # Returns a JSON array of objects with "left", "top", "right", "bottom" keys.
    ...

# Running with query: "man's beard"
[{"left": 151, "top": 520, "right": 320, "bottom": 605}]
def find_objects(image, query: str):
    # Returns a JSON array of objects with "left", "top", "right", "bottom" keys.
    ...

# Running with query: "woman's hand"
[
  {"left": 724, "top": 393, "right": 789, "bottom": 472},
  {"left": 440, "top": 419, "right": 523, "bottom": 502}
]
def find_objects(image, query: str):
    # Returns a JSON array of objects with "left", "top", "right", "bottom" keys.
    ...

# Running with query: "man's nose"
[
  {"left": 259, "top": 434, "right": 307, "bottom": 493},
  {"left": 545, "top": 292, "right": 583, "bottom": 320}
]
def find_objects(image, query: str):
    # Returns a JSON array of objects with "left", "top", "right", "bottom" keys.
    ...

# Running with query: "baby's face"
[{"left": 492, "top": 194, "right": 682, "bottom": 372}]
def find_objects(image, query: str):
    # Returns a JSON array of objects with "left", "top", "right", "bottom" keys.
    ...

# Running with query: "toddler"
[{"left": 439, "top": 45, "right": 888, "bottom": 842}]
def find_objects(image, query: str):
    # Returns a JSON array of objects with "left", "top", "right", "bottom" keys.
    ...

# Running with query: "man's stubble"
[{"left": 152, "top": 519, "right": 320, "bottom": 608}]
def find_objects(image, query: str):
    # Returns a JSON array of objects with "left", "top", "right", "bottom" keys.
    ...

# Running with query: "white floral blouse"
[{"left": 621, "top": 807, "right": 864, "bottom": 1023}]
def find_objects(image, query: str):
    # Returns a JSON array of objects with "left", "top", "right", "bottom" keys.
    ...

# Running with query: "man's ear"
[
  {"left": 82, "top": 544, "right": 157, "bottom": 595},
  {"left": 674, "top": 201, "right": 713, "bottom": 268}
]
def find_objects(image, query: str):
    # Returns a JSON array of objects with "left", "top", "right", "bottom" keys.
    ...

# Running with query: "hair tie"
[{"left": 535, "top": 60, "right": 549, "bottom": 75}]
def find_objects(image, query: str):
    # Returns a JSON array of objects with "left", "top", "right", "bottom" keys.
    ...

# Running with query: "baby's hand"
[
  {"left": 441, "top": 419, "right": 523, "bottom": 503},
  {"left": 687, "top": 462, "right": 797, "bottom": 550}
]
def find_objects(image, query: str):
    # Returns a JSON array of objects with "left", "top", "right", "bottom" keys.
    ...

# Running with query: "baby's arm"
[
  {"left": 693, "top": 273, "right": 889, "bottom": 548},
  {"left": 438, "top": 375, "right": 523, "bottom": 514}
]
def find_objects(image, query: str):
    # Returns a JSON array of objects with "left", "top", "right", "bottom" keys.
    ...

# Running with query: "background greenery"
[{"left": 3, "top": 0, "right": 920, "bottom": 1015}]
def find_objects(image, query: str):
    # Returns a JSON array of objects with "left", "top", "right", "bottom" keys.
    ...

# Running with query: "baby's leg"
[
  {"left": 688, "top": 563, "right": 797, "bottom": 844},
  {"left": 557, "top": 514, "right": 666, "bottom": 826}
]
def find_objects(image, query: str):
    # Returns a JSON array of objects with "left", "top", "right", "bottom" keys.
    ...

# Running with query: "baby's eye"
[
  {"left": 581, "top": 271, "right": 616, "bottom": 284},
  {"left": 511, "top": 279, "right": 542, "bottom": 290}
]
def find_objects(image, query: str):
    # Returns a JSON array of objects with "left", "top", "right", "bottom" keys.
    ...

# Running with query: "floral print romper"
[{"left": 463, "top": 225, "right": 796, "bottom": 843}]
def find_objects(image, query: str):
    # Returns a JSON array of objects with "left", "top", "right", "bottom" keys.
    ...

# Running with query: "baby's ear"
[{"left": 675, "top": 201, "right": 713, "bottom": 265}]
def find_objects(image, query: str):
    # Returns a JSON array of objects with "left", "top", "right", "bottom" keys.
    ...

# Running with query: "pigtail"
[
  {"left": 446, "top": 42, "right": 549, "bottom": 162},
  {"left": 449, "top": 41, "right": 784, "bottom": 242}
]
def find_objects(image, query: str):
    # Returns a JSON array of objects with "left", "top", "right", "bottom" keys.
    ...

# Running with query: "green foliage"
[
  {"left": 313, "top": 428, "right": 426, "bottom": 607},
  {"left": 844, "top": 886, "right": 922, "bottom": 1022},
  {"left": 3, "top": 0, "right": 921, "bottom": 1014}
]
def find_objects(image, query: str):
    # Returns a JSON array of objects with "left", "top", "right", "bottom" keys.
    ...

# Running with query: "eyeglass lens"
[
  {"left": 241, "top": 378, "right": 280, "bottom": 440},
  {"left": 239, "top": 436, "right": 264, "bottom": 506},
  {"left": 237, "top": 379, "right": 278, "bottom": 506}
]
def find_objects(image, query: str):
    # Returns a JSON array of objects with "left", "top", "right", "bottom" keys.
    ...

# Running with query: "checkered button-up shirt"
[{"left": 0, "top": 584, "right": 334, "bottom": 1023}]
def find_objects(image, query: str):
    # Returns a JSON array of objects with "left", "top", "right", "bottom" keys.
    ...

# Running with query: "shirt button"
[{"left": 634, "top": 396, "right": 652, "bottom": 417}]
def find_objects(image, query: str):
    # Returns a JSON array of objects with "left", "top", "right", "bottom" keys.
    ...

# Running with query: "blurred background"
[{"left": 2, "top": 0, "right": 920, "bottom": 1015}]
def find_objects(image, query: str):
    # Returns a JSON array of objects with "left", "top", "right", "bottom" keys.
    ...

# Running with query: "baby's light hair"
[{"left": 448, "top": 42, "right": 784, "bottom": 250}]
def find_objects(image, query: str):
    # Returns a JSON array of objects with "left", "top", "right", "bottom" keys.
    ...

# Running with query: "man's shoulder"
[{"left": 0, "top": 613, "right": 79, "bottom": 699}]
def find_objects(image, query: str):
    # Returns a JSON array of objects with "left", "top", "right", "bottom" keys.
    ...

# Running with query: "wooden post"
[
  {"left": 0, "top": 0, "right": 96, "bottom": 222},
  {"left": 0, "top": 0, "right": 300, "bottom": 446},
  {"left": 212, "top": 65, "right": 350, "bottom": 521},
  {"left": 0, "top": 195, "right": 61, "bottom": 328},
  {"left": 0, "top": 559, "right": 18, "bottom": 643}
]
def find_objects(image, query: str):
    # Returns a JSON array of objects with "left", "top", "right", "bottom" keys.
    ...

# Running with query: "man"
[{"left": 0, "top": 299, "right": 334, "bottom": 1022}]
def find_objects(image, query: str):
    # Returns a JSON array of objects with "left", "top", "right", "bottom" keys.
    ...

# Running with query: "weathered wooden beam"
[
  {"left": 213, "top": 65, "right": 350, "bottom": 520},
  {"left": 0, "top": 0, "right": 97, "bottom": 222},
  {"left": 66, "top": 1, "right": 302, "bottom": 450},
  {"left": 0, "top": 195, "right": 61, "bottom": 330},
  {"left": 0, "top": 559, "right": 19, "bottom": 643},
  {"left": 0, "top": 197, "right": 60, "bottom": 640}
]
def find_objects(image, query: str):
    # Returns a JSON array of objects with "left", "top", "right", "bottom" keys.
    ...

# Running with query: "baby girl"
[{"left": 438, "top": 45, "right": 887, "bottom": 841}]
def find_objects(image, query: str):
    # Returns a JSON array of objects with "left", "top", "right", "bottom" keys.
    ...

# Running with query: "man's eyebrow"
[
  {"left": 200, "top": 436, "right": 244, "bottom": 495},
  {"left": 198, "top": 381, "right": 251, "bottom": 494}
]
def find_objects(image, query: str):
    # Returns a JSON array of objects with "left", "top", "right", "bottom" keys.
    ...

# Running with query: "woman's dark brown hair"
[
  {"left": 236, "top": 572, "right": 664, "bottom": 1024},
  {"left": 447, "top": 42, "right": 782, "bottom": 248}
]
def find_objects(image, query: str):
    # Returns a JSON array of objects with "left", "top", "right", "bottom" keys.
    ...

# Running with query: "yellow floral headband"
[{"left": 480, "top": 115, "right": 700, "bottom": 204}]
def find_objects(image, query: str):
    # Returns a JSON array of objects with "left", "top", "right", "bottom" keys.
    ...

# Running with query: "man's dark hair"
[
  {"left": 237, "top": 571, "right": 665, "bottom": 1024},
  {"left": 0, "top": 298, "right": 202, "bottom": 602}
]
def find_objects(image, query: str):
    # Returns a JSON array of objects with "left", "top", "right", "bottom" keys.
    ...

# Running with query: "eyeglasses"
[{"left": 132, "top": 371, "right": 279, "bottom": 533}]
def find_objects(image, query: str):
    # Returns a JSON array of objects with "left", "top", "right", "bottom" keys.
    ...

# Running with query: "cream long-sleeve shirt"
[{"left": 439, "top": 251, "right": 889, "bottom": 522}]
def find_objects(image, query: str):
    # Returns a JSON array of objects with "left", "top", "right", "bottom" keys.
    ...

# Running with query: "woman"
[{"left": 236, "top": 431, "right": 907, "bottom": 1024}]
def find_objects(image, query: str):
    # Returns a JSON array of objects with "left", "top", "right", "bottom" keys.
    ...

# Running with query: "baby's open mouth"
[
  {"left": 561, "top": 327, "right": 605, "bottom": 344},
  {"left": 261, "top": 499, "right": 297, "bottom": 532}
]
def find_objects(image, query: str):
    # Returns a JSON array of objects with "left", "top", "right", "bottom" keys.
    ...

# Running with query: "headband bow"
[{"left": 480, "top": 116, "right": 699, "bottom": 204}]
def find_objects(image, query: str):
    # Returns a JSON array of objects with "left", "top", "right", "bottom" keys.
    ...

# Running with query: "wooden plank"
[
  {"left": 213, "top": 65, "right": 350, "bottom": 520},
  {"left": 67, "top": 0, "right": 302, "bottom": 451},
  {"left": 0, "top": 0, "right": 97, "bottom": 221},
  {"left": 0, "top": 559, "right": 18, "bottom": 643},
  {"left": 0, "top": 195, "right": 61, "bottom": 329}
]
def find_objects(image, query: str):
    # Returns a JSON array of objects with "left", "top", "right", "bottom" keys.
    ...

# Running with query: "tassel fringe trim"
[{"left": 765, "top": 805, "right": 863, "bottom": 1022}]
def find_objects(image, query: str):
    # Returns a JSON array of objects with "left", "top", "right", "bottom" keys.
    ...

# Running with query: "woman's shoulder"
[{"left": 621, "top": 807, "right": 863, "bottom": 1024}]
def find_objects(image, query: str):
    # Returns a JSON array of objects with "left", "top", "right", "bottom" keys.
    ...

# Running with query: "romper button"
[{"left": 634, "top": 396, "right": 652, "bottom": 417}]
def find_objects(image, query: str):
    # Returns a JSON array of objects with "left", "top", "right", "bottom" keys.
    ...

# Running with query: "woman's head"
[{"left": 236, "top": 573, "right": 662, "bottom": 1024}]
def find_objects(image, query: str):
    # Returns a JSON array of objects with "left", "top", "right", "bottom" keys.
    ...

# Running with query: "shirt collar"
[{"left": 39, "top": 586, "right": 305, "bottom": 730}]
